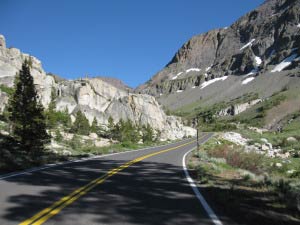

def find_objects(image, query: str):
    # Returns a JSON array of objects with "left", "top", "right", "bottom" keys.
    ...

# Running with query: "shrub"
[
  {"left": 70, "top": 111, "right": 90, "bottom": 135},
  {"left": 45, "top": 109, "right": 72, "bottom": 129},
  {"left": 54, "top": 130, "right": 63, "bottom": 142},
  {"left": 206, "top": 144, "right": 263, "bottom": 174},
  {"left": 69, "top": 135, "right": 82, "bottom": 150}
]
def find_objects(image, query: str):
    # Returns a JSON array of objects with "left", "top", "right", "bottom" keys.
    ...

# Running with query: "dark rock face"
[{"left": 136, "top": 0, "right": 300, "bottom": 96}]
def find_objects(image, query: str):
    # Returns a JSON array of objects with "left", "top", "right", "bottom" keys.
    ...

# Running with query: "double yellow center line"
[{"left": 20, "top": 139, "right": 196, "bottom": 225}]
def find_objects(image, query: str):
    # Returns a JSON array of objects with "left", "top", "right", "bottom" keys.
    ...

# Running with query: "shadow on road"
[
  {"left": 1, "top": 157, "right": 218, "bottom": 225},
  {"left": 2, "top": 147, "right": 297, "bottom": 225}
]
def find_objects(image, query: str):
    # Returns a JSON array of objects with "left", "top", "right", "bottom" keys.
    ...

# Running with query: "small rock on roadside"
[
  {"left": 260, "top": 138, "right": 269, "bottom": 144},
  {"left": 89, "top": 133, "right": 98, "bottom": 139},
  {"left": 287, "top": 137, "right": 297, "bottom": 142},
  {"left": 62, "top": 150, "right": 72, "bottom": 156},
  {"left": 0, "top": 130, "right": 9, "bottom": 136},
  {"left": 261, "top": 144, "right": 270, "bottom": 151}
]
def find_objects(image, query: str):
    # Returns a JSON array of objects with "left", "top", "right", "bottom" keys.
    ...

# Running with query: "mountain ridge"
[{"left": 135, "top": 0, "right": 300, "bottom": 102}]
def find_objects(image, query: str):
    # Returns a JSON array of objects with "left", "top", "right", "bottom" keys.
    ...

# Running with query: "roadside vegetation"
[
  {"left": 183, "top": 85, "right": 300, "bottom": 224},
  {"left": 189, "top": 137, "right": 300, "bottom": 225}
]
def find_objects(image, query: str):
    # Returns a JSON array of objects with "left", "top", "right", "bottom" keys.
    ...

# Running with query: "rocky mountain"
[
  {"left": 0, "top": 35, "right": 55, "bottom": 107},
  {"left": 136, "top": 0, "right": 300, "bottom": 110},
  {"left": 94, "top": 76, "right": 133, "bottom": 92},
  {"left": 0, "top": 34, "right": 195, "bottom": 140}
]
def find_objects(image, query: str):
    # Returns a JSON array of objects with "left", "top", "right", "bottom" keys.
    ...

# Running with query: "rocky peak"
[
  {"left": 0, "top": 36, "right": 55, "bottom": 107},
  {"left": 136, "top": 0, "right": 300, "bottom": 97}
]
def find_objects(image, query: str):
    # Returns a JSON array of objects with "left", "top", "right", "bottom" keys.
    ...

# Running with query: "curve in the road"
[{"left": 20, "top": 140, "right": 197, "bottom": 225}]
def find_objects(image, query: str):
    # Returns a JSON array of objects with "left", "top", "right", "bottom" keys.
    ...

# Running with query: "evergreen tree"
[
  {"left": 108, "top": 116, "right": 114, "bottom": 130},
  {"left": 142, "top": 123, "right": 154, "bottom": 143},
  {"left": 8, "top": 60, "right": 50, "bottom": 162},
  {"left": 90, "top": 117, "right": 98, "bottom": 133},
  {"left": 60, "top": 108, "right": 72, "bottom": 128},
  {"left": 107, "top": 116, "right": 115, "bottom": 139},
  {"left": 45, "top": 88, "right": 57, "bottom": 129},
  {"left": 113, "top": 119, "right": 140, "bottom": 143},
  {"left": 54, "top": 129, "right": 63, "bottom": 142},
  {"left": 125, "top": 120, "right": 140, "bottom": 143},
  {"left": 71, "top": 110, "right": 90, "bottom": 135}
]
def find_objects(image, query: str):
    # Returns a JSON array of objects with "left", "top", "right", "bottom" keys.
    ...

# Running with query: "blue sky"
[{"left": 0, "top": 0, "right": 264, "bottom": 87}]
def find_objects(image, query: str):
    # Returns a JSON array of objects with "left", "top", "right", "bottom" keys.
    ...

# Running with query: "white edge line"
[
  {"left": 182, "top": 138, "right": 223, "bottom": 225},
  {"left": 0, "top": 138, "right": 193, "bottom": 180}
]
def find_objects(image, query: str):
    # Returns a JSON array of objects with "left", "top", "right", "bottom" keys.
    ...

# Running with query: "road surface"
[{"left": 0, "top": 134, "right": 218, "bottom": 225}]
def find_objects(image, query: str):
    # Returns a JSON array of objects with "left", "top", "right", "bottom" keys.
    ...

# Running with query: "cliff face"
[
  {"left": 0, "top": 34, "right": 55, "bottom": 107},
  {"left": 0, "top": 34, "right": 195, "bottom": 140},
  {"left": 136, "top": 0, "right": 300, "bottom": 97},
  {"left": 55, "top": 78, "right": 195, "bottom": 140}
]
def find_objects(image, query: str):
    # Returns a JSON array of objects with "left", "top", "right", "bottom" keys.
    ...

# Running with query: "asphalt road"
[{"left": 0, "top": 134, "right": 217, "bottom": 225}]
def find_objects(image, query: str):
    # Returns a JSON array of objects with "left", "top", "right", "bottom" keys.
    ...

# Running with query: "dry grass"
[{"left": 206, "top": 144, "right": 264, "bottom": 174}]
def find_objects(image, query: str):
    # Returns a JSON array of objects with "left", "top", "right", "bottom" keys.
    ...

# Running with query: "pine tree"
[
  {"left": 142, "top": 123, "right": 154, "bottom": 143},
  {"left": 90, "top": 117, "right": 98, "bottom": 133},
  {"left": 71, "top": 110, "right": 90, "bottom": 135},
  {"left": 45, "top": 88, "right": 57, "bottom": 129},
  {"left": 107, "top": 116, "right": 115, "bottom": 139},
  {"left": 8, "top": 60, "right": 50, "bottom": 163},
  {"left": 113, "top": 119, "right": 140, "bottom": 143},
  {"left": 108, "top": 116, "right": 114, "bottom": 130}
]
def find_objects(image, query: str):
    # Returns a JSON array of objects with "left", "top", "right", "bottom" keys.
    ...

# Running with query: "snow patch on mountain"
[
  {"left": 271, "top": 54, "right": 298, "bottom": 72},
  {"left": 200, "top": 76, "right": 228, "bottom": 89},
  {"left": 186, "top": 68, "right": 201, "bottom": 73},
  {"left": 205, "top": 66, "right": 211, "bottom": 72},
  {"left": 172, "top": 72, "right": 183, "bottom": 80},
  {"left": 240, "top": 39, "right": 255, "bottom": 50},
  {"left": 255, "top": 56, "right": 262, "bottom": 65},
  {"left": 242, "top": 77, "right": 255, "bottom": 85}
]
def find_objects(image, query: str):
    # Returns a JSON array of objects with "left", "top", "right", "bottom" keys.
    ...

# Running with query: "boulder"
[
  {"left": 287, "top": 137, "right": 297, "bottom": 142},
  {"left": 248, "top": 127, "right": 268, "bottom": 134},
  {"left": 94, "top": 138, "right": 110, "bottom": 147},
  {"left": 0, "top": 130, "right": 9, "bottom": 136},
  {"left": 260, "top": 138, "right": 269, "bottom": 144},
  {"left": 261, "top": 144, "right": 270, "bottom": 151},
  {"left": 221, "top": 132, "right": 248, "bottom": 146},
  {"left": 254, "top": 142, "right": 261, "bottom": 148},
  {"left": 61, "top": 132, "right": 74, "bottom": 141},
  {"left": 62, "top": 150, "right": 72, "bottom": 156},
  {"left": 89, "top": 133, "right": 98, "bottom": 139}
]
